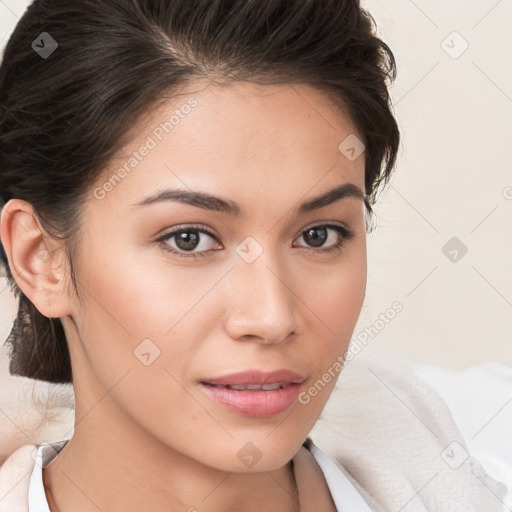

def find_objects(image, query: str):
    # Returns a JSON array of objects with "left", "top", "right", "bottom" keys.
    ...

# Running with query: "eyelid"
[
  {"left": 156, "top": 223, "right": 219, "bottom": 241},
  {"left": 296, "top": 220, "right": 352, "bottom": 238}
]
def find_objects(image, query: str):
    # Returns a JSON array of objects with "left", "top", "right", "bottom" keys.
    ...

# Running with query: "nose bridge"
[{"left": 225, "top": 237, "right": 297, "bottom": 343}]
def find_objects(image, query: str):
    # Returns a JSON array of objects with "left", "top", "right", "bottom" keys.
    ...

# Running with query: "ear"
[{"left": 0, "top": 199, "right": 73, "bottom": 318}]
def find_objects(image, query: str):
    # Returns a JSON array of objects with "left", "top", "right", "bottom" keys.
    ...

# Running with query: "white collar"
[
  {"left": 29, "top": 441, "right": 65, "bottom": 512},
  {"left": 307, "top": 440, "right": 373, "bottom": 511}
]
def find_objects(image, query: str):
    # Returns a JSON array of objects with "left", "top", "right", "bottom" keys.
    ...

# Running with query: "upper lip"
[{"left": 201, "top": 369, "right": 305, "bottom": 386}]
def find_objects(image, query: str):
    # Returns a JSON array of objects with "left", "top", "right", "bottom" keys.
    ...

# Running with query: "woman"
[{"left": 0, "top": 1, "right": 509, "bottom": 510}]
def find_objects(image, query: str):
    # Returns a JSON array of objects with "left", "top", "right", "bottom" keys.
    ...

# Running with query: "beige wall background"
[{"left": 0, "top": 0, "right": 511, "bottom": 370}]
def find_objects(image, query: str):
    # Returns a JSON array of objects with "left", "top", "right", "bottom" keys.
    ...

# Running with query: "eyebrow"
[{"left": 132, "top": 182, "right": 367, "bottom": 216}]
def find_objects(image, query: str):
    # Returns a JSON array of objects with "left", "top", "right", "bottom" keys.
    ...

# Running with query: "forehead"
[{"left": 91, "top": 81, "right": 365, "bottom": 211}]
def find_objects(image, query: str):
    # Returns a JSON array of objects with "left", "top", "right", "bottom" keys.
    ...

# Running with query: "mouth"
[
  {"left": 199, "top": 382, "right": 303, "bottom": 417},
  {"left": 199, "top": 369, "right": 305, "bottom": 417}
]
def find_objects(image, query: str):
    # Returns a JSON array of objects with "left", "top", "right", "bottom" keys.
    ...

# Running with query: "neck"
[{"left": 43, "top": 397, "right": 300, "bottom": 512}]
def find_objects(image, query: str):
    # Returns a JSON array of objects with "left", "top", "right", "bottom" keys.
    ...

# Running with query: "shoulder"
[
  {"left": 0, "top": 373, "right": 74, "bottom": 465},
  {"left": 309, "top": 349, "right": 512, "bottom": 511},
  {"left": 0, "top": 443, "right": 37, "bottom": 512},
  {"left": 0, "top": 373, "right": 73, "bottom": 511}
]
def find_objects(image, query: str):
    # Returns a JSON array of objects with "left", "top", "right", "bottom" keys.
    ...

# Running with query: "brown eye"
[
  {"left": 173, "top": 230, "right": 201, "bottom": 251},
  {"left": 294, "top": 224, "right": 353, "bottom": 252},
  {"left": 156, "top": 225, "right": 220, "bottom": 259},
  {"left": 302, "top": 226, "right": 328, "bottom": 247}
]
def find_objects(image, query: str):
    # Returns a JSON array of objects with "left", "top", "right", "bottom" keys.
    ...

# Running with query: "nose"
[{"left": 223, "top": 247, "right": 298, "bottom": 345}]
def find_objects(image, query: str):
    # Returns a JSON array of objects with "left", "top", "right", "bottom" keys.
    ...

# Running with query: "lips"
[{"left": 199, "top": 369, "right": 306, "bottom": 417}]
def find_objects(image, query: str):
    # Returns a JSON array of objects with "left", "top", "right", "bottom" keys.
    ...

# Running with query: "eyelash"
[{"left": 155, "top": 223, "right": 354, "bottom": 260}]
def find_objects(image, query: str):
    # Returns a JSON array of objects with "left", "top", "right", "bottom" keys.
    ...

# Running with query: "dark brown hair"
[{"left": 0, "top": 0, "right": 400, "bottom": 384}]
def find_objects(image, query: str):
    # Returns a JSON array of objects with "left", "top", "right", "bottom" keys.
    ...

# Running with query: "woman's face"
[{"left": 62, "top": 81, "right": 367, "bottom": 472}]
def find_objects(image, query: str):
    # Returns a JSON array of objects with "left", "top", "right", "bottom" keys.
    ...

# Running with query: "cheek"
[
  {"left": 306, "top": 242, "right": 366, "bottom": 330},
  {"left": 70, "top": 256, "right": 206, "bottom": 439},
  {"left": 295, "top": 258, "right": 366, "bottom": 416},
  {"left": 71, "top": 245, "right": 198, "bottom": 386},
  {"left": 301, "top": 249, "right": 367, "bottom": 379},
  {"left": 78, "top": 229, "right": 211, "bottom": 335},
  {"left": 332, "top": 262, "right": 366, "bottom": 334}
]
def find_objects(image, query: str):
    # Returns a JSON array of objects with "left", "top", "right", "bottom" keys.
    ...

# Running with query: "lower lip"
[{"left": 199, "top": 382, "right": 302, "bottom": 417}]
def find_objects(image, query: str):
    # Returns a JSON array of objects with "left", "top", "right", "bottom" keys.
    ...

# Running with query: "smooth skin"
[{"left": 1, "top": 81, "right": 367, "bottom": 511}]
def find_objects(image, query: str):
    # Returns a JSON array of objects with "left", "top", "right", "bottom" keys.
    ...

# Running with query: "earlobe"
[{"left": 0, "top": 199, "right": 72, "bottom": 318}]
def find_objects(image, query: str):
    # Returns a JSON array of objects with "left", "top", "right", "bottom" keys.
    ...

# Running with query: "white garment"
[
  {"left": 27, "top": 438, "right": 373, "bottom": 511},
  {"left": 308, "top": 348, "right": 512, "bottom": 511}
]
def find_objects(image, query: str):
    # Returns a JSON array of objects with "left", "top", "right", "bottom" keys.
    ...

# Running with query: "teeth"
[
  {"left": 223, "top": 383, "right": 287, "bottom": 391},
  {"left": 261, "top": 383, "right": 285, "bottom": 390}
]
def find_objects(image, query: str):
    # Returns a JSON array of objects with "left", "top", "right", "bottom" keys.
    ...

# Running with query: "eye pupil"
[
  {"left": 304, "top": 227, "right": 327, "bottom": 247},
  {"left": 176, "top": 230, "right": 200, "bottom": 251}
]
